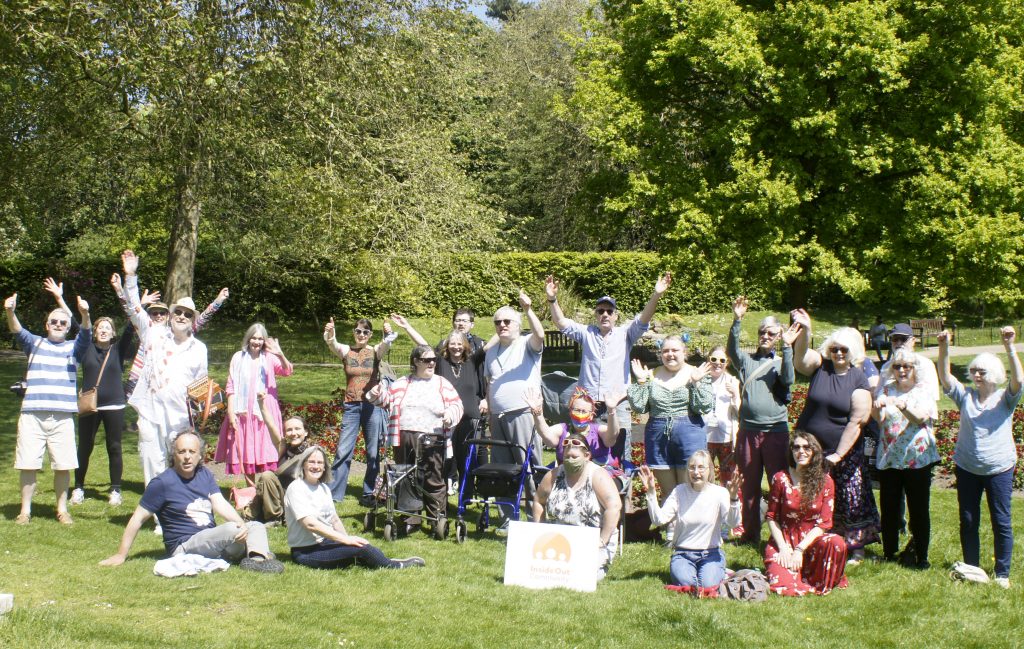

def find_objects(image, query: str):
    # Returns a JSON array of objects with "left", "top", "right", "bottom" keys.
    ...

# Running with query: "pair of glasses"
[
  {"left": 892, "top": 363, "right": 914, "bottom": 371},
  {"left": 709, "top": 356, "right": 727, "bottom": 364},
  {"left": 417, "top": 357, "right": 437, "bottom": 365},
  {"left": 759, "top": 329, "right": 780, "bottom": 338},
  {"left": 792, "top": 444, "right": 812, "bottom": 453},
  {"left": 354, "top": 328, "right": 371, "bottom": 336},
  {"left": 595, "top": 308, "right": 615, "bottom": 316},
  {"left": 172, "top": 308, "right": 193, "bottom": 318},
  {"left": 150, "top": 310, "right": 169, "bottom": 317},
  {"left": 890, "top": 335, "right": 909, "bottom": 344},
  {"left": 453, "top": 318, "right": 472, "bottom": 324},
  {"left": 829, "top": 346, "right": 849, "bottom": 355},
  {"left": 561, "top": 437, "right": 586, "bottom": 448},
  {"left": 494, "top": 319, "right": 513, "bottom": 326},
  {"left": 970, "top": 368, "right": 987, "bottom": 376},
  {"left": 49, "top": 319, "right": 69, "bottom": 326}
]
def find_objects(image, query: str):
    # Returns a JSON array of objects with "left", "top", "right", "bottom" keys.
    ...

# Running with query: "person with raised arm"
[
  {"left": 726, "top": 296, "right": 796, "bottom": 545},
  {"left": 937, "top": 327, "right": 1022, "bottom": 589},
  {"left": 546, "top": 273, "right": 672, "bottom": 445},
  {"left": 323, "top": 315, "right": 395, "bottom": 504},
  {"left": 6, "top": 283, "right": 92, "bottom": 525}
]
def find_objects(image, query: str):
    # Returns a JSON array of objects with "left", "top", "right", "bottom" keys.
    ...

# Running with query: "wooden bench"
[
  {"left": 909, "top": 318, "right": 954, "bottom": 347},
  {"left": 544, "top": 330, "right": 580, "bottom": 361}
]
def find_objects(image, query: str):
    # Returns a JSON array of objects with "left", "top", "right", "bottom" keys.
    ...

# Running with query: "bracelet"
[{"left": 547, "top": 297, "right": 557, "bottom": 303}]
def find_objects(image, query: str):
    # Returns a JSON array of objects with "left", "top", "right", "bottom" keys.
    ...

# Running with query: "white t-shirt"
[
  {"left": 646, "top": 482, "right": 740, "bottom": 550},
  {"left": 705, "top": 374, "right": 738, "bottom": 444},
  {"left": 284, "top": 479, "right": 336, "bottom": 548}
]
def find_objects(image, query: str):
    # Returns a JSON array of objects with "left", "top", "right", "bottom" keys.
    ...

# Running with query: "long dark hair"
[{"left": 787, "top": 432, "right": 825, "bottom": 512}]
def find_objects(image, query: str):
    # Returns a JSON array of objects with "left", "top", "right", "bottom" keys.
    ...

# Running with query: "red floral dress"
[{"left": 764, "top": 471, "right": 848, "bottom": 596}]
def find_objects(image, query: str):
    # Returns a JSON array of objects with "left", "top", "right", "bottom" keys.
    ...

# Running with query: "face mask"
[
  {"left": 569, "top": 413, "right": 592, "bottom": 428},
  {"left": 563, "top": 455, "right": 587, "bottom": 473}
]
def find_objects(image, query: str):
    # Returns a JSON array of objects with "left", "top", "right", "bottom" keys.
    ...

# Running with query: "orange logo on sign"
[{"left": 532, "top": 531, "right": 571, "bottom": 563}]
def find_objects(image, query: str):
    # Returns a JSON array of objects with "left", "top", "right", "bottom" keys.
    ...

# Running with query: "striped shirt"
[
  {"left": 369, "top": 375, "right": 463, "bottom": 447},
  {"left": 17, "top": 327, "right": 92, "bottom": 413}
]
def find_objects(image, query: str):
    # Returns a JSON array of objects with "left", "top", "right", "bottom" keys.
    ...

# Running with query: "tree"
[
  {"left": 486, "top": 0, "right": 531, "bottom": 22},
  {"left": 572, "top": 0, "right": 1024, "bottom": 313}
]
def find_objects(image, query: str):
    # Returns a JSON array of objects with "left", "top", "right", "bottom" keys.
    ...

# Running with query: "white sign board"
[{"left": 503, "top": 521, "right": 599, "bottom": 593}]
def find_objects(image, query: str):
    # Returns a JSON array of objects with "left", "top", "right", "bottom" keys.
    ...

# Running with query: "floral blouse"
[{"left": 876, "top": 384, "right": 939, "bottom": 470}]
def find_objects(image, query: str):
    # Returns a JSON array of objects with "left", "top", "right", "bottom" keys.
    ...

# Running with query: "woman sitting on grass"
[
  {"left": 639, "top": 451, "right": 740, "bottom": 598},
  {"left": 532, "top": 433, "right": 622, "bottom": 581},
  {"left": 284, "top": 447, "right": 425, "bottom": 570},
  {"left": 764, "top": 432, "right": 847, "bottom": 596},
  {"left": 937, "top": 327, "right": 1022, "bottom": 589}
]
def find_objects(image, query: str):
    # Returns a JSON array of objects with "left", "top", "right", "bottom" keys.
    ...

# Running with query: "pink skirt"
[{"left": 215, "top": 395, "right": 281, "bottom": 475}]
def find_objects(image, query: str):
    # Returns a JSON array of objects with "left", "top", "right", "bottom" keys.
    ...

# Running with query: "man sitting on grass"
[{"left": 100, "top": 431, "right": 284, "bottom": 574}]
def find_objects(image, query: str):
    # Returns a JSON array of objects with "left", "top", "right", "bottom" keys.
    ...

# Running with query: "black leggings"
[
  {"left": 75, "top": 409, "right": 125, "bottom": 490},
  {"left": 291, "top": 541, "right": 396, "bottom": 569},
  {"left": 878, "top": 466, "right": 932, "bottom": 562}
]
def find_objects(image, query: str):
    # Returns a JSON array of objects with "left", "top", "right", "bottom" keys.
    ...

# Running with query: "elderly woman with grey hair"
[
  {"left": 872, "top": 348, "right": 939, "bottom": 568},
  {"left": 215, "top": 323, "right": 294, "bottom": 485},
  {"left": 791, "top": 309, "right": 878, "bottom": 563},
  {"left": 938, "top": 327, "right": 1022, "bottom": 589}
]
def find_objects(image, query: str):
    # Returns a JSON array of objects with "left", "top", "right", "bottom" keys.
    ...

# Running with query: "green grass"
[{"left": 2, "top": 332, "right": 1023, "bottom": 649}]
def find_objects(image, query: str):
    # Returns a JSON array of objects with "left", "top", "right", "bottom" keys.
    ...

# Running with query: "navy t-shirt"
[
  {"left": 139, "top": 466, "right": 219, "bottom": 554},
  {"left": 796, "top": 360, "right": 871, "bottom": 455}
]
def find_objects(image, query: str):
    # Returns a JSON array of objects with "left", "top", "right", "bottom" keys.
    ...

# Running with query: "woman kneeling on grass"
[
  {"left": 937, "top": 327, "right": 1022, "bottom": 590},
  {"left": 639, "top": 451, "right": 740, "bottom": 598},
  {"left": 532, "top": 433, "right": 622, "bottom": 581},
  {"left": 284, "top": 447, "right": 424, "bottom": 570},
  {"left": 764, "top": 433, "right": 847, "bottom": 596}
]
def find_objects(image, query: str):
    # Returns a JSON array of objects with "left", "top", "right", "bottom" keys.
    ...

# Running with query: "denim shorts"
[{"left": 644, "top": 413, "right": 707, "bottom": 469}]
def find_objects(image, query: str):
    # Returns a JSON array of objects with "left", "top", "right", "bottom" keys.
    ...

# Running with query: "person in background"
[
  {"left": 704, "top": 345, "right": 740, "bottom": 535},
  {"left": 868, "top": 316, "right": 889, "bottom": 363}
]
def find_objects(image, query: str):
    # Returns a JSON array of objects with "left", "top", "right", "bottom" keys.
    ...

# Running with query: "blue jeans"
[
  {"left": 955, "top": 465, "right": 1014, "bottom": 578},
  {"left": 670, "top": 547, "right": 726, "bottom": 587},
  {"left": 328, "top": 401, "right": 383, "bottom": 502},
  {"left": 291, "top": 540, "right": 393, "bottom": 569},
  {"left": 644, "top": 414, "right": 706, "bottom": 469}
]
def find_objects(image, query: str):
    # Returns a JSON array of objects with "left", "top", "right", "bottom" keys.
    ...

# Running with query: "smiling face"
[
  {"left": 687, "top": 454, "right": 711, "bottom": 489},
  {"left": 170, "top": 307, "right": 194, "bottom": 336},
  {"left": 414, "top": 351, "right": 438, "bottom": 379},
  {"left": 828, "top": 343, "right": 851, "bottom": 371},
  {"left": 493, "top": 308, "right": 520, "bottom": 343},
  {"left": 594, "top": 302, "right": 618, "bottom": 333},
  {"left": 283, "top": 417, "right": 308, "bottom": 447},
  {"left": 452, "top": 312, "right": 474, "bottom": 335},
  {"left": 660, "top": 338, "right": 685, "bottom": 372},
  {"left": 708, "top": 347, "right": 728, "bottom": 378},
  {"left": 892, "top": 361, "right": 915, "bottom": 388},
  {"left": 247, "top": 333, "right": 265, "bottom": 355},
  {"left": 791, "top": 435, "right": 815, "bottom": 468},
  {"left": 302, "top": 449, "right": 327, "bottom": 484},
  {"left": 44, "top": 309, "right": 70, "bottom": 343},
  {"left": 757, "top": 326, "right": 781, "bottom": 353}
]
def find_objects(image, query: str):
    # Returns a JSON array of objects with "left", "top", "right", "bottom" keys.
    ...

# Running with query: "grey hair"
[
  {"left": 758, "top": 316, "right": 783, "bottom": 334},
  {"left": 881, "top": 349, "right": 925, "bottom": 391},
  {"left": 818, "top": 327, "right": 866, "bottom": 368},
  {"left": 968, "top": 352, "right": 1006, "bottom": 385},
  {"left": 240, "top": 322, "right": 269, "bottom": 352},
  {"left": 494, "top": 306, "right": 522, "bottom": 327},
  {"left": 167, "top": 430, "right": 206, "bottom": 468}
]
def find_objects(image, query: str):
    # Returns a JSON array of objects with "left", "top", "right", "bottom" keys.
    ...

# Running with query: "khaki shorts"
[{"left": 15, "top": 411, "right": 78, "bottom": 470}]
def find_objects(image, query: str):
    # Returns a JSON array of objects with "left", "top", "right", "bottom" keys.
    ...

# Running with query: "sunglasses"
[
  {"left": 48, "top": 318, "right": 69, "bottom": 326},
  {"left": 561, "top": 437, "right": 587, "bottom": 448},
  {"left": 172, "top": 308, "right": 193, "bottom": 318},
  {"left": 709, "top": 356, "right": 727, "bottom": 364},
  {"left": 494, "top": 319, "right": 513, "bottom": 326},
  {"left": 354, "top": 328, "right": 371, "bottom": 336},
  {"left": 792, "top": 443, "right": 812, "bottom": 453},
  {"left": 890, "top": 335, "right": 909, "bottom": 344},
  {"left": 417, "top": 357, "right": 437, "bottom": 365},
  {"left": 970, "top": 368, "right": 987, "bottom": 376},
  {"left": 595, "top": 308, "right": 615, "bottom": 316},
  {"left": 759, "top": 329, "right": 780, "bottom": 337},
  {"left": 892, "top": 363, "right": 914, "bottom": 371},
  {"left": 150, "top": 310, "right": 169, "bottom": 317},
  {"left": 829, "top": 346, "right": 849, "bottom": 355}
]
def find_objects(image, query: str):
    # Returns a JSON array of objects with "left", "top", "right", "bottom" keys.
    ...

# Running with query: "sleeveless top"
[
  {"left": 545, "top": 464, "right": 602, "bottom": 529},
  {"left": 344, "top": 346, "right": 378, "bottom": 403}
]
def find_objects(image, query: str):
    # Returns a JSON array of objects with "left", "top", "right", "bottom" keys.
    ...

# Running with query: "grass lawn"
[{"left": 1, "top": 331, "right": 1022, "bottom": 649}]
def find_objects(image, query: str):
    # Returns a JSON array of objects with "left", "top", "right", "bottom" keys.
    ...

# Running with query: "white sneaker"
[
  {"left": 108, "top": 491, "right": 122, "bottom": 506},
  {"left": 447, "top": 479, "right": 457, "bottom": 496},
  {"left": 154, "top": 523, "right": 163, "bottom": 536},
  {"left": 994, "top": 577, "right": 1010, "bottom": 589},
  {"left": 70, "top": 488, "right": 85, "bottom": 505}
]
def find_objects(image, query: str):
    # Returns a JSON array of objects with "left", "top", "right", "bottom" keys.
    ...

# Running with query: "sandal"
[
  {"left": 56, "top": 511, "right": 74, "bottom": 526},
  {"left": 14, "top": 513, "right": 30, "bottom": 525}
]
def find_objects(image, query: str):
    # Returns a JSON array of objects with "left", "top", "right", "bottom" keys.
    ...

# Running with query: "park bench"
[
  {"left": 909, "top": 318, "right": 954, "bottom": 348},
  {"left": 544, "top": 330, "right": 580, "bottom": 362}
]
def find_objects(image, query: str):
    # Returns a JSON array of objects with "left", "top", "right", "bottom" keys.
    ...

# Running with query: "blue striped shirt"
[{"left": 17, "top": 327, "right": 91, "bottom": 413}]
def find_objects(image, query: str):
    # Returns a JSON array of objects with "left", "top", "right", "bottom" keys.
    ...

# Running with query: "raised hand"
[
  {"left": 732, "top": 296, "right": 748, "bottom": 320},
  {"left": 324, "top": 317, "right": 336, "bottom": 340},
  {"left": 781, "top": 322, "right": 801, "bottom": 346},
  {"left": 637, "top": 465, "right": 657, "bottom": 493},
  {"left": 77, "top": 296, "right": 90, "bottom": 313},
  {"left": 518, "top": 289, "right": 532, "bottom": 311},
  {"left": 544, "top": 275, "right": 559, "bottom": 300},
  {"left": 390, "top": 313, "right": 410, "bottom": 329},
  {"left": 43, "top": 277, "right": 63, "bottom": 299},
  {"left": 654, "top": 272, "right": 672, "bottom": 295},
  {"left": 4, "top": 293, "right": 16, "bottom": 311},
  {"left": 522, "top": 386, "right": 544, "bottom": 412},
  {"left": 603, "top": 389, "right": 627, "bottom": 409},
  {"left": 936, "top": 330, "right": 951, "bottom": 346},
  {"left": 690, "top": 361, "right": 712, "bottom": 383},
  {"left": 264, "top": 337, "right": 283, "bottom": 356},
  {"left": 726, "top": 474, "right": 741, "bottom": 501},
  {"left": 790, "top": 308, "right": 811, "bottom": 330},
  {"left": 216, "top": 287, "right": 230, "bottom": 303},
  {"left": 631, "top": 358, "right": 652, "bottom": 382},
  {"left": 381, "top": 319, "right": 393, "bottom": 336},
  {"left": 121, "top": 249, "right": 138, "bottom": 275},
  {"left": 1001, "top": 326, "right": 1016, "bottom": 346},
  {"left": 140, "top": 289, "right": 161, "bottom": 307},
  {"left": 109, "top": 273, "right": 123, "bottom": 295}
]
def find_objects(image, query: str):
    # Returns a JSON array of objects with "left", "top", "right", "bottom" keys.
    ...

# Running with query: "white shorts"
[{"left": 15, "top": 411, "right": 78, "bottom": 470}]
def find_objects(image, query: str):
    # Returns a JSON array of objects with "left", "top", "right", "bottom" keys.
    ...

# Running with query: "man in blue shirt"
[{"left": 100, "top": 431, "right": 283, "bottom": 573}]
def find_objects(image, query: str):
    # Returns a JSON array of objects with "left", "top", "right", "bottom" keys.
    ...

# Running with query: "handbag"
[
  {"left": 78, "top": 347, "right": 112, "bottom": 415},
  {"left": 187, "top": 376, "right": 225, "bottom": 425}
]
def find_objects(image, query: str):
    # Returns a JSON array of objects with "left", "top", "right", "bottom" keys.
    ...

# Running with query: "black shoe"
[
  {"left": 358, "top": 494, "right": 376, "bottom": 508},
  {"left": 910, "top": 560, "right": 931, "bottom": 571},
  {"left": 392, "top": 557, "right": 426, "bottom": 569},
  {"left": 239, "top": 556, "right": 285, "bottom": 574}
]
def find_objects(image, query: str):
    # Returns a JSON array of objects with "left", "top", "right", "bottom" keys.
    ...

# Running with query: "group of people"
[{"left": 6, "top": 260, "right": 1020, "bottom": 592}]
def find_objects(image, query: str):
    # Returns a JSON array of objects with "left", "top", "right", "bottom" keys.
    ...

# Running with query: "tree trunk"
[
  {"left": 787, "top": 276, "right": 808, "bottom": 308},
  {"left": 165, "top": 156, "right": 201, "bottom": 303}
]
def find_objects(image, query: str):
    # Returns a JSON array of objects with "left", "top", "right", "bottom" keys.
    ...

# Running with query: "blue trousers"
[
  {"left": 328, "top": 401, "right": 383, "bottom": 502},
  {"left": 955, "top": 465, "right": 1014, "bottom": 578},
  {"left": 670, "top": 547, "right": 726, "bottom": 587}
]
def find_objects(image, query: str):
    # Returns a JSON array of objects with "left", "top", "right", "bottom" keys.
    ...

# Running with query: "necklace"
[{"left": 451, "top": 361, "right": 463, "bottom": 379}]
